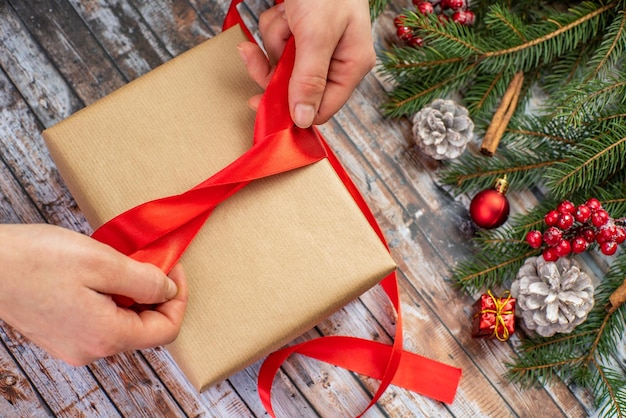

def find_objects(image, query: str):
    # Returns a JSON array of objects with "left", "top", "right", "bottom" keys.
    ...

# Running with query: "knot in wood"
[{"left": 0, "top": 372, "right": 17, "bottom": 388}]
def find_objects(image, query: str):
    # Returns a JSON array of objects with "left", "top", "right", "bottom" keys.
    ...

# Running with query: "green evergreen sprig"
[
  {"left": 373, "top": 1, "right": 626, "bottom": 414},
  {"left": 545, "top": 121, "right": 626, "bottom": 199},
  {"left": 369, "top": 0, "right": 390, "bottom": 20},
  {"left": 379, "top": 1, "right": 616, "bottom": 121}
]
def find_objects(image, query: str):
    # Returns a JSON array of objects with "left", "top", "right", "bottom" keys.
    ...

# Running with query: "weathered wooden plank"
[
  {"left": 0, "top": 116, "right": 53, "bottom": 418},
  {"left": 0, "top": 59, "right": 118, "bottom": 414},
  {"left": 8, "top": 0, "right": 127, "bottom": 105},
  {"left": 0, "top": 153, "right": 45, "bottom": 225},
  {"left": 227, "top": 349, "right": 332, "bottom": 418},
  {"left": 129, "top": 0, "right": 214, "bottom": 56},
  {"left": 199, "top": 378, "right": 256, "bottom": 417},
  {"left": 67, "top": 0, "right": 173, "bottom": 80},
  {"left": 141, "top": 346, "right": 221, "bottom": 417},
  {"left": 0, "top": 323, "right": 122, "bottom": 417},
  {"left": 0, "top": 1, "right": 87, "bottom": 229},
  {"left": 189, "top": 0, "right": 230, "bottom": 34},
  {"left": 0, "top": 3, "right": 84, "bottom": 128},
  {"left": 0, "top": 336, "right": 53, "bottom": 417},
  {"left": 0, "top": 68, "right": 85, "bottom": 230},
  {"left": 88, "top": 352, "right": 186, "bottom": 417}
]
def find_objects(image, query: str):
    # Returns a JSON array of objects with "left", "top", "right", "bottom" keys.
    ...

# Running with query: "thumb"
[
  {"left": 100, "top": 261, "right": 178, "bottom": 305},
  {"left": 288, "top": 43, "right": 334, "bottom": 128}
]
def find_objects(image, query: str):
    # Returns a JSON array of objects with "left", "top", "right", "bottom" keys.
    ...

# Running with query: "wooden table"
[{"left": 0, "top": 0, "right": 595, "bottom": 416}]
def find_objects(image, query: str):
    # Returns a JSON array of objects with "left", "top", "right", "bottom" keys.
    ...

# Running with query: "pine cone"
[
  {"left": 511, "top": 256, "right": 594, "bottom": 337},
  {"left": 412, "top": 99, "right": 474, "bottom": 160}
]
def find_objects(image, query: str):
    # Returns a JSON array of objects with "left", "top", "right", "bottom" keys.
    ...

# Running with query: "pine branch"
[
  {"left": 381, "top": 61, "right": 477, "bottom": 117},
  {"left": 583, "top": 8, "right": 626, "bottom": 81},
  {"left": 593, "top": 171, "right": 626, "bottom": 217},
  {"left": 438, "top": 145, "right": 565, "bottom": 195},
  {"left": 369, "top": 0, "right": 391, "bottom": 20},
  {"left": 376, "top": 1, "right": 626, "bottom": 412},
  {"left": 462, "top": 72, "right": 506, "bottom": 122},
  {"left": 553, "top": 78, "right": 626, "bottom": 126},
  {"left": 591, "top": 365, "right": 626, "bottom": 418},
  {"left": 545, "top": 122, "right": 626, "bottom": 198},
  {"left": 379, "top": 1, "right": 616, "bottom": 118},
  {"left": 479, "top": 2, "right": 615, "bottom": 72},
  {"left": 541, "top": 41, "right": 595, "bottom": 94},
  {"left": 450, "top": 247, "right": 538, "bottom": 292}
]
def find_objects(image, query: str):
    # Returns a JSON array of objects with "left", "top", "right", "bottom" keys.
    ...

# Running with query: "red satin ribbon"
[{"left": 93, "top": 1, "right": 461, "bottom": 415}]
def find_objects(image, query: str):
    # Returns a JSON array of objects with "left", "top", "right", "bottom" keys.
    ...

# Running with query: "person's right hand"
[
  {"left": 0, "top": 223, "right": 188, "bottom": 366},
  {"left": 238, "top": 0, "right": 376, "bottom": 128}
]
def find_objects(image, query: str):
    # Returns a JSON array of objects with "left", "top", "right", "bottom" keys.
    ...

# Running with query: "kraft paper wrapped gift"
[{"left": 43, "top": 26, "right": 396, "bottom": 391}]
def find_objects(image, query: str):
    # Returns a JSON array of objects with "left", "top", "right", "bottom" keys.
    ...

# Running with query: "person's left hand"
[
  {"left": 237, "top": 0, "right": 376, "bottom": 128},
  {"left": 0, "top": 224, "right": 188, "bottom": 366}
]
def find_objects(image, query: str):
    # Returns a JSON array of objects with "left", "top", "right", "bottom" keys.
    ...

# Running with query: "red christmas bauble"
[{"left": 469, "top": 178, "right": 510, "bottom": 229}]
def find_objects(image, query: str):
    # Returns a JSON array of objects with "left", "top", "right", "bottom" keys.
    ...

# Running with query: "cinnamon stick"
[
  {"left": 480, "top": 71, "right": 524, "bottom": 156},
  {"left": 607, "top": 276, "right": 626, "bottom": 314}
]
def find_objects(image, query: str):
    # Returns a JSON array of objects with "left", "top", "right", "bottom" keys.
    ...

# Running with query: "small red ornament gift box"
[{"left": 472, "top": 290, "right": 516, "bottom": 341}]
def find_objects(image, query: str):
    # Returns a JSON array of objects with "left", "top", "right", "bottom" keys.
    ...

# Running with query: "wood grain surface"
[{"left": 0, "top": 0, "right": 594, "bottom": 416}]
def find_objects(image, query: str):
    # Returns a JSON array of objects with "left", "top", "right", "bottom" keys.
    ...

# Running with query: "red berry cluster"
[
  {"left": 394, "top": 0, "right": 475, "bottom": 47},
  {"left": 525, "top": 198, "right": 626, "bottom": 261}
]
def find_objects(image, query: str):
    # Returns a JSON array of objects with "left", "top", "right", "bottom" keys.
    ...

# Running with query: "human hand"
[
  {"left": 0, "top": 224, "right": 188, "bottom": 366},
  {"left": 237, "top": 0, "right": 376, "bottom": 128}
]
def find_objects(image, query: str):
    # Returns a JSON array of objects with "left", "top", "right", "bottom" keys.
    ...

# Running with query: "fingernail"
[
  {"left": 165, "top": 278, "right": 178, "bottom": 300},
  {"left": 276, "top": 3, "right": 285, "bottom": 14},
  {"left": 294, "top": 104, "right": 315, "bottom": 128},
  {"left": 236, "top": 45, "right": 247, "bottom": 65},
  {"left": 247, "top": 97, "right": 259, "bottom": 111}
]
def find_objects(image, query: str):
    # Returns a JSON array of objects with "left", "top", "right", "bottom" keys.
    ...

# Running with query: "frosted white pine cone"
[
  {"left": 511, "top": 256, "right": 594, "bottom": 337},
  {"left": 412, "top": 99, "right": 474, "bottom": 160}
]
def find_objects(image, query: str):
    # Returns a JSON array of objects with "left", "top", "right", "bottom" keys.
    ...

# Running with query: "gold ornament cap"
[{"left": 494, "top": 175, "right": 509, "bottom": 194}]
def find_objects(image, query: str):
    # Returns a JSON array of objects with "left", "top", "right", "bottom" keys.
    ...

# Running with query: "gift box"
[
  {"left": 471, "top": 291, "right": 516, "bottom": 342},
  {"left": 43, "top": 27, "right": 396, "bottom": 391}
]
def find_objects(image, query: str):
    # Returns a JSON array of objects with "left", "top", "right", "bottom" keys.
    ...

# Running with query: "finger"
[
  {"left": 247, "top": 94, "right": 262, "bottom": 111},
  {"left": 312, "top": 51, "right": 375, "bottom": 125},
  {"left": 113, "top": 264, "right": 189, "bottom": 351},
  {"left": 237, "top": 42, "right": 273, "bottom": 90},
  {"left": 134, "top": 264, "right": 189, "bottom": 348},
  {"left": 258, "top": 3, "right": 291, "bottom": 64},
  {"left": 154, "top": 263, "right": 188, "bottom": 323},
  {"left": 288, "top": 35, "right": 337, "bottom": 128},
  {"left": 93, "top": 256, "right": 178, "bottom": 305}
]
